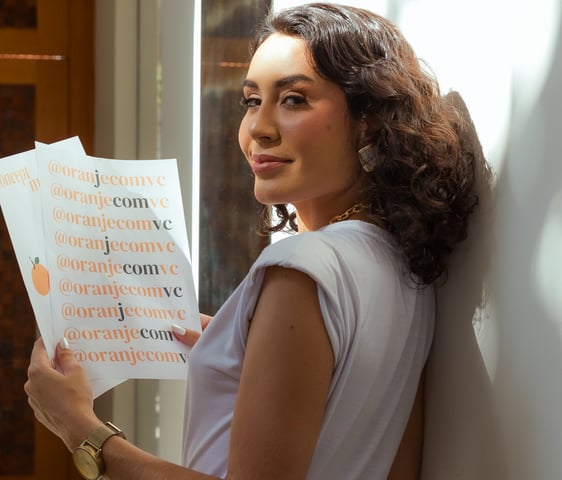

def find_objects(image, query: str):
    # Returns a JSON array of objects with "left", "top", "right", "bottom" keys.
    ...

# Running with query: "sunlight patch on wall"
[
  {"left": 511, "top": 0, "right": 561, "bottom": 122},
  {"left": 507, "top": 0, "right": 561, "bottom": 204},
  {"left": 395, "top": 0, "right": 512, "bottom": 171}
]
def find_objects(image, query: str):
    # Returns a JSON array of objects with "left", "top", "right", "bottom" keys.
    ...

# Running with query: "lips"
[{"left": 251, "top": 154, "right": 292, "bottom": 174}]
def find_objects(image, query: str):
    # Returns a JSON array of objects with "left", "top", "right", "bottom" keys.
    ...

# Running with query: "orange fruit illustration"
[{"left": 30, "top": 257, "right": 50, "bottom": 296}]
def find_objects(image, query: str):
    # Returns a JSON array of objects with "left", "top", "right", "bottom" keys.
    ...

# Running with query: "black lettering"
[{"left": 117, "top": 302, "right": 125, "bottom": 322}]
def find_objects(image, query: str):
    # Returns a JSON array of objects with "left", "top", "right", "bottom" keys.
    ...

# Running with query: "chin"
[{"left": 254, "top": 188, "right": 288, "bottom": 206}]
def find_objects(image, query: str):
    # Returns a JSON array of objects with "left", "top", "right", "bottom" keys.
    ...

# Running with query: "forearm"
[
  {"left": 102, "top": 435, "right": 221, "bottom": 480},
  {"left": 102, "top": 314, "right": 214, "bottom": 479}
]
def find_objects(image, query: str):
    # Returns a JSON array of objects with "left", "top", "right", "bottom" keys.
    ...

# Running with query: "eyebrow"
[{"left": 242, "top": 74, "right": 315, "bottom": 89}]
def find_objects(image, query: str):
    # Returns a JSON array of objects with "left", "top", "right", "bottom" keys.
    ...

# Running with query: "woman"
[{"left": 25, "top": 3, "right": 478, "bottom": 479}]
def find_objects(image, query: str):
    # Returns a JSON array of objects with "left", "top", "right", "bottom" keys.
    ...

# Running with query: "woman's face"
[{"left": 238, "top": 33, "right": 363, "bottom": 228}]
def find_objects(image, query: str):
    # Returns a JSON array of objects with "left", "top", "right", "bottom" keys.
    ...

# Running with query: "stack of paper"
[{"left": 0, "top": 137, "right": 200, "bottom": 397}]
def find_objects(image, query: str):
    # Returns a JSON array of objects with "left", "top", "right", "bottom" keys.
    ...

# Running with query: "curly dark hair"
[{"left": 250, "top": 3, "right": 479, "bottom": 285}]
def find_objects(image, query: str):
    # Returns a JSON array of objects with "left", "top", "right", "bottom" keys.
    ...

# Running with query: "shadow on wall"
[
  {"left": 490, "top": 7, "right": 562, "bottom": 479},
  {"left": 421, "top": 92, "right": 508, "bottom": 480}
]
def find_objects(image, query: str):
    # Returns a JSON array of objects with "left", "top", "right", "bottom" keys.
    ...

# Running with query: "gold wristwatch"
[{"left": 72, "top": 421, "right": 126, "bottom": 480}]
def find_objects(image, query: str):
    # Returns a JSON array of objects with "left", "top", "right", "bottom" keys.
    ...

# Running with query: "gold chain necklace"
[{"left": 328, "top": 203, "right": 371, "bottom": 224}]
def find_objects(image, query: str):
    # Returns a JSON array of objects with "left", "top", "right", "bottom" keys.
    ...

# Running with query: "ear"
[
  {"left": 358, "top": 113, "right": 383, "bottom": 147},
  {"left": 356, "top": 116, "right": 370, "bottom": 149}
]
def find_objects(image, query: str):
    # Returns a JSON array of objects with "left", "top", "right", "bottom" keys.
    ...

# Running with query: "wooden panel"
[
  {"left": 0, "top": 185, "right": 36, "bottom": 475},
  {"left": 68, "top": 0, "right": 94, "bottom": 154},
  {"left": 35, "top": 59, "right": 69, "bottom": 143},
  {"left": 0, "top": 0, "right": 37, "bottom": 29},
  {"left": 0, "top": 0, "right": 93, "bottom": 478},
  {"left": 0, "top": 58, "right": 69, "bottom": 145},
  {"left": 0, "top": 84, "right": 35, "bottom": 155},
  {"left": 0, "top": 422, "right": 73, "bottom": 480},
  {"left": 0, "top": 0, "right": 69, "bottom": 54},
  {"left": 0, "top": 58, "right": 37, "bottom": 83},
  {"left": 0, "top": 82, "right": 73, "bottom": 480}
]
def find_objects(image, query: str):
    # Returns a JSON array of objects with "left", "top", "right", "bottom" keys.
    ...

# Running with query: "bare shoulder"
[
  {"left": 247, "top": 264, "right": 334, "bottom": 368},
  {"left": 227, "top": 265, "right": 334, "bottom": 479}
]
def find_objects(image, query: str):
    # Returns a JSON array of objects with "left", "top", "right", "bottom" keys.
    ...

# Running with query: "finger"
[
  {"left": 200, "top": 314, "right": 212, "bottom": 331},
  {"left": 29, "top": 337, "right": 50, "bottom": 368},
  {"left": 31, "top": 337, "right": 48, "bottom": 361},
  {"left": 25, "top": 339, "right": 59, "bottom": 402},
  {"left": 172, "top": 324, "right": 201, "bottom": 348},
  {"left": 55, "top": 337, "right": 80, "bottom": 375}
]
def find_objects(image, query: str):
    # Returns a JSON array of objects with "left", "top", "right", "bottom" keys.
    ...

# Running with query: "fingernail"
[
  {"left": 59, "top": 337, "right": 71, "bottom": 350},
  {"left": 172, "top": 324, "right": 186, "bottom": 336}
]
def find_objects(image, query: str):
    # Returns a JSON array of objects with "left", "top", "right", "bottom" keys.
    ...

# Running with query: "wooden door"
[{"left": 0, "top": 1, "right": 93, "bottom": 479}]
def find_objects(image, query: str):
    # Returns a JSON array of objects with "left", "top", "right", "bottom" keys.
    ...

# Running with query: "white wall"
[
  {"left": 485, "top": 3, "right": 562, "bottom": 478},
  {"left": 395, "top": 1, "right": 562, "bottom": 479},
  {"left": 275, "top": 1, "right": 562, "bottom": 478}
]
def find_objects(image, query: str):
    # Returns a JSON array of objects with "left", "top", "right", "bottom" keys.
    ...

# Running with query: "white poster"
[{"left": 0, "top": 137, "right": 199, "bottom": 397}]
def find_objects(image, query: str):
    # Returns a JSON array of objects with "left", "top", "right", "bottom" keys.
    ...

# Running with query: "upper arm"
[{"left": 226, "top": 266, "right": 334, "bottom": 480}]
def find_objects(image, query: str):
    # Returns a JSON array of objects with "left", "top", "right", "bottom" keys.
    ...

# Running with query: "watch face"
[{"left": 73, "top": 446, "right": 102, "bottom": 480}]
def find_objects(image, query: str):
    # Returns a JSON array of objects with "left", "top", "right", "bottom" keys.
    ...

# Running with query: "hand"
[
  {"left": 172, "top": 313, "right": 212, "bottom": 347},
  {"left": 24, "top": 337, "right": 102, "bottom": 452}
]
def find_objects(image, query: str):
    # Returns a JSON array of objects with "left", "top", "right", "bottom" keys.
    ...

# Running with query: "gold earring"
[{"left": 358, "top": 144, "right": 376, "bottom": 172}]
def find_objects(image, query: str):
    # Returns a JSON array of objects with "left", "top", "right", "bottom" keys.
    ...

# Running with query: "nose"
[{"left": 248, "top": 104, "right": 280, "bottom": 144}]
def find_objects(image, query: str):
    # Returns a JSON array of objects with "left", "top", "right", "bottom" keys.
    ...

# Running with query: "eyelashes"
[
  {"left": 240, "top": 96, "right": 260, "bottom": 109},
  {"left": 284, "top": 95, "right": 307, "bottom": 106},
  {"left": 239, "top": 94, "right": 307, "bottom": 110}
]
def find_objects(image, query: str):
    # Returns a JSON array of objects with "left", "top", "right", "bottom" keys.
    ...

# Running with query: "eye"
[
  {"left": 240, "top": 96, "right": 261, "bottom": 109},
  {"left": 283, "top": 94, "right": 307, "bottom": 107}
]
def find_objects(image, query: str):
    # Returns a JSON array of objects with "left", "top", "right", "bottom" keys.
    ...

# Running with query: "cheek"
[
  {"left": 279, "top": 117, "right": 332, "bottom": 145},
  {"left": 283, "top": 117, "right": 354, "bottom": 160},
  {"left": 238, "top": 118, "right": 250, "bottom": 156}
]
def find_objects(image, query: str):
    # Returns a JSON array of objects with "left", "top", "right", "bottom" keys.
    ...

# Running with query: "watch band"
[{"left": 87, "top": 421, "right": 126, "bottom": 449}]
